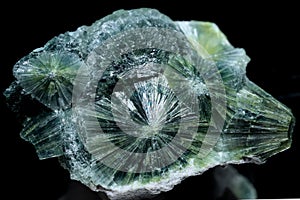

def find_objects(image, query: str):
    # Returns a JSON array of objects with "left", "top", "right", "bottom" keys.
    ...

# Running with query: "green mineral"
[{"left": 4, "top": 8, "right": 294, "bottom": 200}]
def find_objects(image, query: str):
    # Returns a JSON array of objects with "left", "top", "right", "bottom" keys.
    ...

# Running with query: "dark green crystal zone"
[
  {"left": 82, "top": 49, "right": 211, "bottom": 186},
  {"left": 96, "top": 88, "right": 181, "bottom": 153},
  {"left": 97, "top": 49, "right": 179, "bottom": 153}
]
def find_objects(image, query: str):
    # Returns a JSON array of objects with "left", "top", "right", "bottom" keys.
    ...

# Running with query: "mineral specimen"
[{"left": 4, "top": 8, "right": 295, "bottom": 200}]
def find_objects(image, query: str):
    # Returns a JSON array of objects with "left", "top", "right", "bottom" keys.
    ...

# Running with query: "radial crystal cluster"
[{"left": 4, "top": 8, "right": 295, "bottom": 200}]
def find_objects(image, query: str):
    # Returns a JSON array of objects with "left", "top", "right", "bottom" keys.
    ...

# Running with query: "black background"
[{"left": 0, "top": 1, "right": 299, "bottom": 199}]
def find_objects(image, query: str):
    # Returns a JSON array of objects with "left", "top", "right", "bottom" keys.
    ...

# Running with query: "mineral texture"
[{"left": 4, "top": 8, "right": 294, "bottom": 200}]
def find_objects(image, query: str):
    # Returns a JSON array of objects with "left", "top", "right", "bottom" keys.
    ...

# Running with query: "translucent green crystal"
[
  {"left": 14, "top": 51, "right": 83, "bottom": 109},
  {"left": 4, "top": 8, "right": 294, "bottom": 200}
]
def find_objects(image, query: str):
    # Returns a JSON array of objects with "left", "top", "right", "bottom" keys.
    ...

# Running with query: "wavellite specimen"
[{"left": 4, "top": 8, "right": 295, "bottom": 199}]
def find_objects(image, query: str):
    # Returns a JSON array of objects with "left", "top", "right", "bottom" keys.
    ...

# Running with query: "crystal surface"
[{"left": 4, "top": 8, "right": 295, "bottom": 199}]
